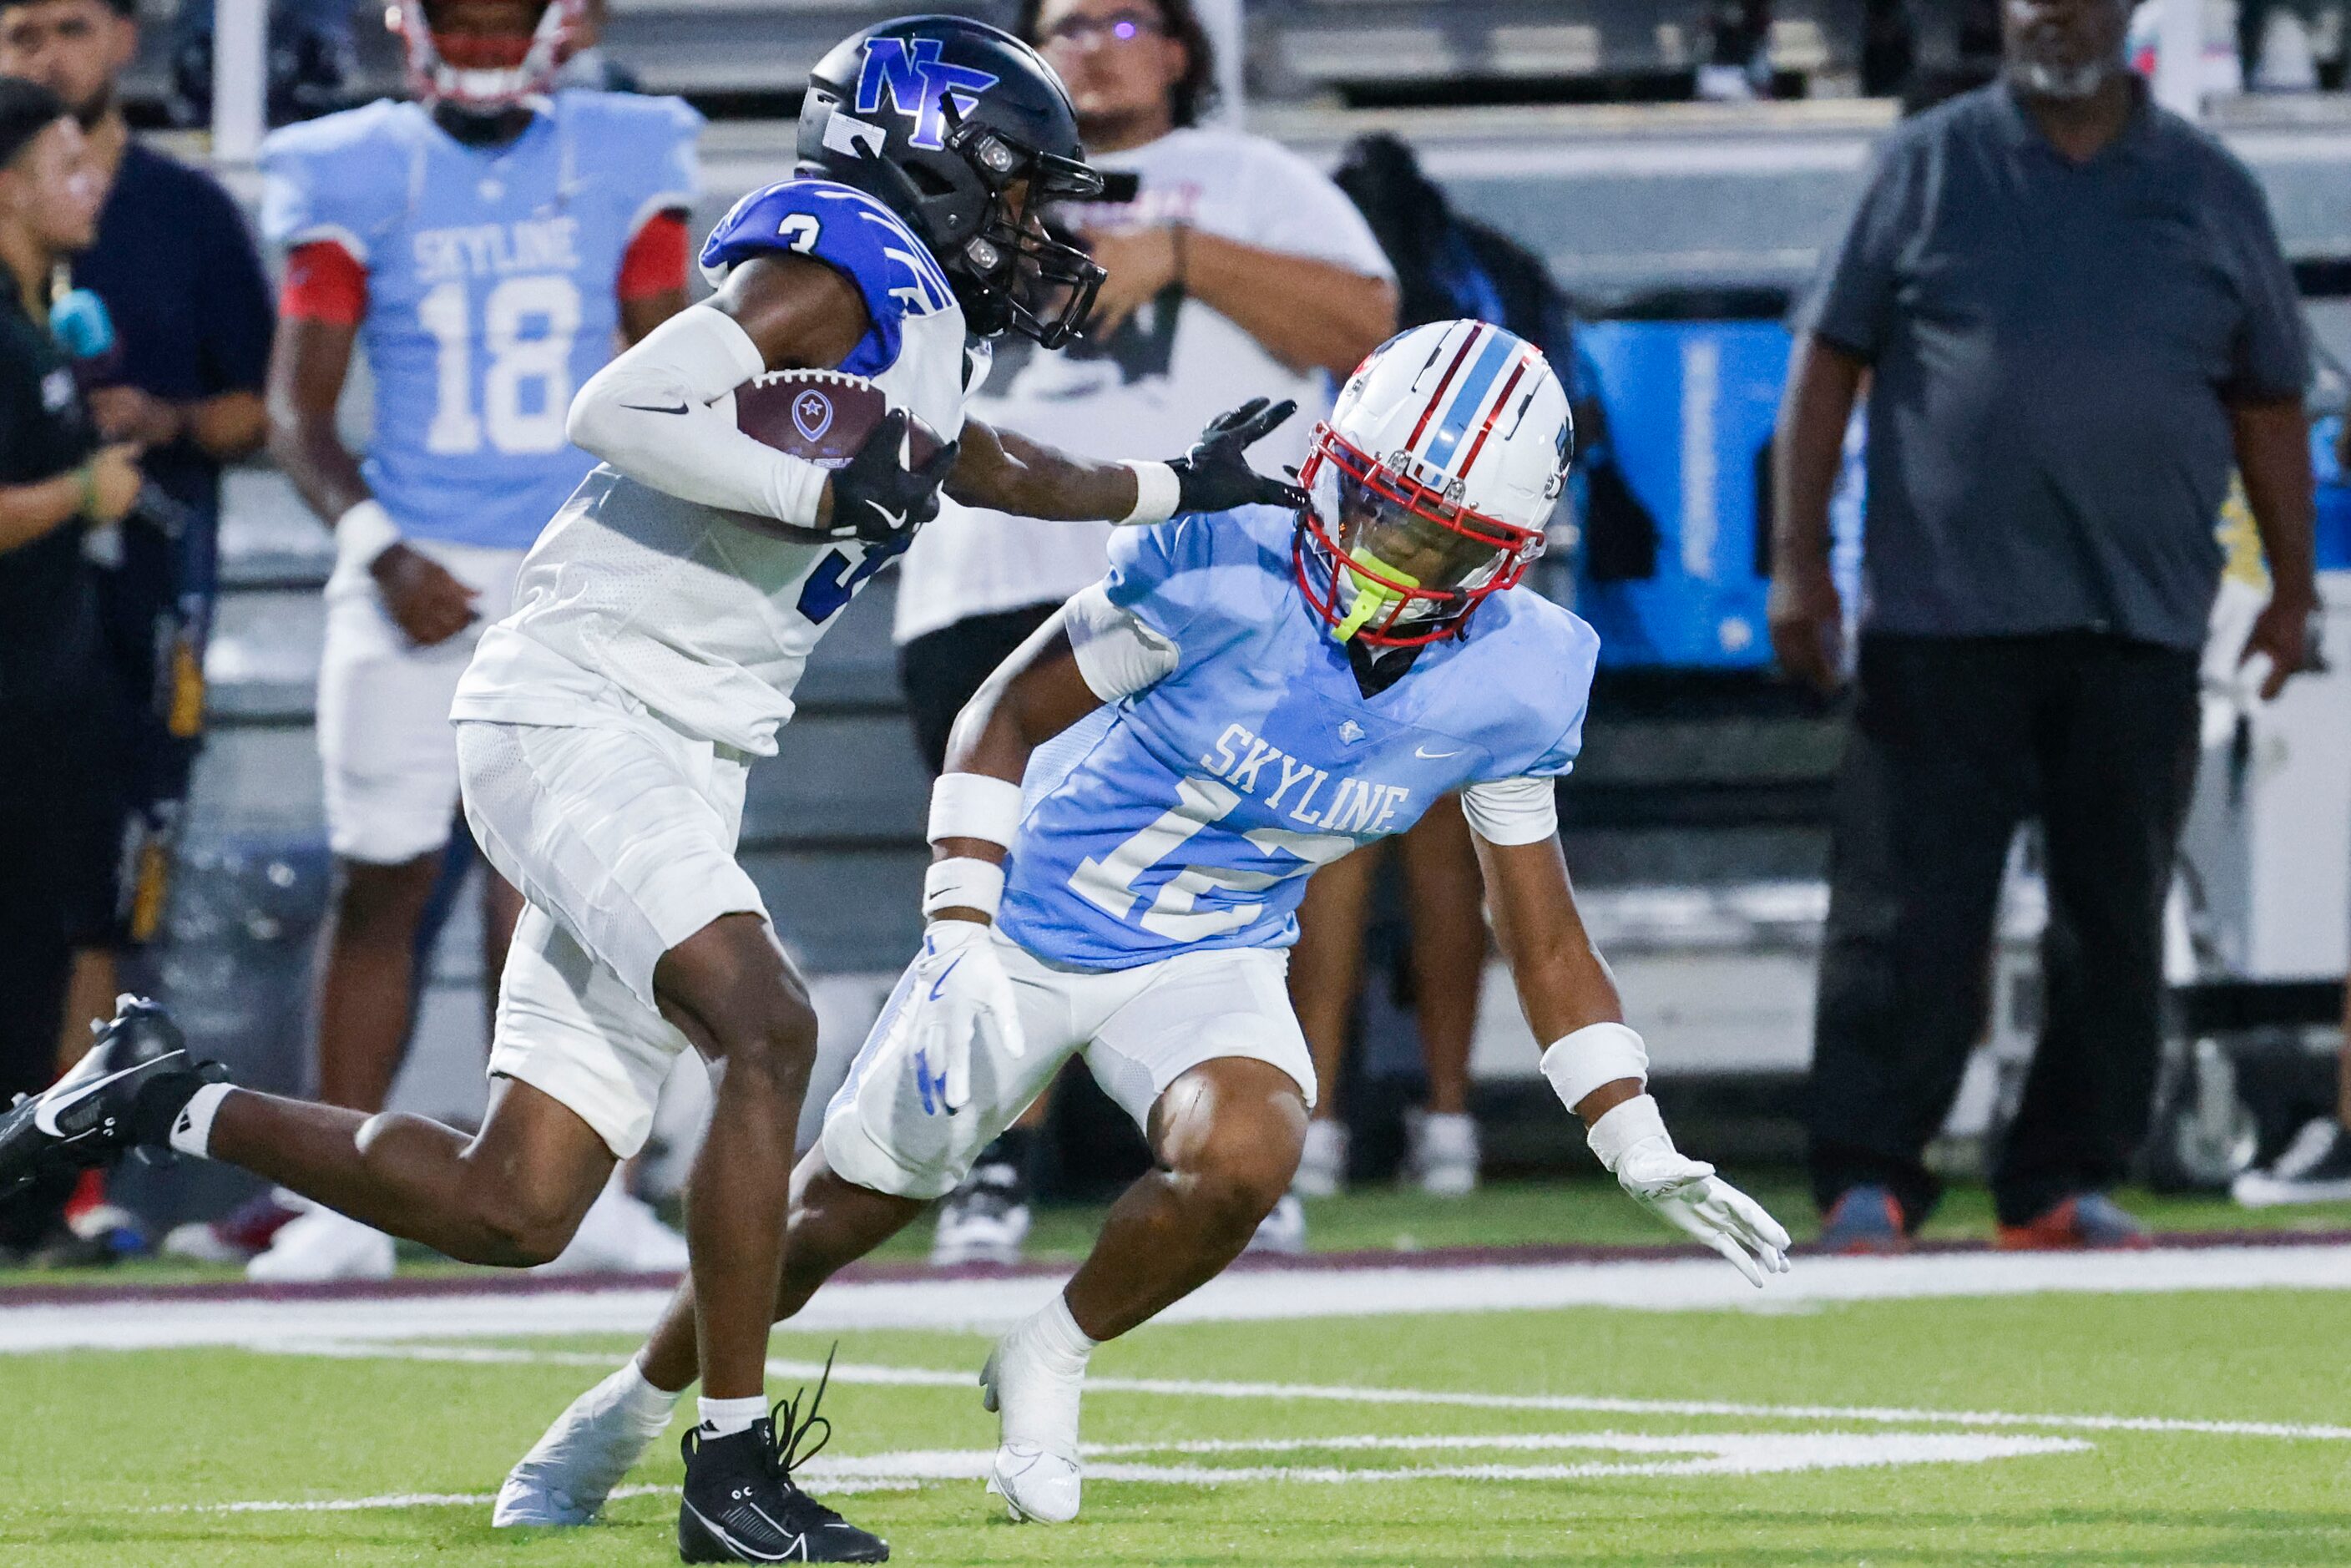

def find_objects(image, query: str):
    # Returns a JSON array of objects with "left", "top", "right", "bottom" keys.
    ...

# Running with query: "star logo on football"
[{"left": 792, "top": 390, "right": 834, "bottom": 443}]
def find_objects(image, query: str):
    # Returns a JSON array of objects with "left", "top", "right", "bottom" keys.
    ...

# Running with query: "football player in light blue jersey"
[
  {"left": 245, "top": 0, "right": 701, "bottom": 1284},
  {"left": 498, "top": 320, "right": 1792, "bottom": 1530}
]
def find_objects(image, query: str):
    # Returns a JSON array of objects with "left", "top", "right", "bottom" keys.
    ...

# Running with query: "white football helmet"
[
  {"left": 1295, "top": 320, "right": 1573, "bottom": 646},
  {"left": 386, "top": 0, "right": 583, "bottom": 113}
]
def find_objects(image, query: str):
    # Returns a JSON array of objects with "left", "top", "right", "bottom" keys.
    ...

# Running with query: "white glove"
[
  {"left": 902, "top": 920, "right": 1026, "bottom": 1114},
  {"left": 1590, "top": 1095, "right": 1791, "bottom": 1287}
]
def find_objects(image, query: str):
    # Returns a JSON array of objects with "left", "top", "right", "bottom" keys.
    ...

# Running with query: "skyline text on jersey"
[
  {"left": 1200, "top": 721, "right": 1413, "bottom": 837},
  {"left": 412, "top": 216, "right": 583, "bottom": 284}
]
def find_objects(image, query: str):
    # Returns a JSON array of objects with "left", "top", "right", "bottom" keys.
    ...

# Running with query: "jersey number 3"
[
  {"left": 1069, "top": 776, "right": 1355, "bottom": 940},
  {"left": 421, "top": 275, "right": 581, "bottom": 457}
]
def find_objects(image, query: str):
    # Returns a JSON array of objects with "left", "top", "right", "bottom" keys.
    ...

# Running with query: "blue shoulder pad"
[
  {"left": 699, "top": 180, "right": 957, "bottom": 377},
  {"left": 1484, "top": 594, "right": 1598, "bottom": 779},
  {"left": 256, "top": 100, "right": 414, "bottom": 260},
  {"left": 555, "top": 91, "right": 703, "bottom": 223},
  {"left": 1102, "top": 505, "right": 1293, "bottom": 653}
]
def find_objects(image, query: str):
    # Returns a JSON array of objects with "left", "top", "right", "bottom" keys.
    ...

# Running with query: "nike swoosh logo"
[
  {"left": 681, "top": 1500, "right": 806, "bottom": 1562},
  {"left": 869, "top": 505, "right": 908, "bottom": 534},
  {"left": 1415, "top": 745, "right": 1463, "bottom": 759},
  {"left": 928, "top": 953, "right": 965, "bottom": 1002},
  {"left": 33, "top": 1055, "right": 171, "bottom": 1136},
  {"left": 619, "top": 401, "right": 690, "bottom": 416}
]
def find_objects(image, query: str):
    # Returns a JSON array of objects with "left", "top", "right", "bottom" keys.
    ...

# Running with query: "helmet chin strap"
[{"left": 1330, "top": 547, "right": 1419, "bottom": 644}]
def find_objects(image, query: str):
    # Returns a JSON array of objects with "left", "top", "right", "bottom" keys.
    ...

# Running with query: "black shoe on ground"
[
  {"left": 0, "top": 995, "right": 220, "bottom": 1201},
  {"left": 678, "top": 1357, "right": 887, "bottom": 1563}
]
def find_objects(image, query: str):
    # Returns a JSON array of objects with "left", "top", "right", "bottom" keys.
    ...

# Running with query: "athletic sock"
[
  {"left": 610, "top": 1357, "right": 684, "bottom": 1430},
  {"left": 697, "top": 1393, "right": 767, "bottom": 1439},
  {"left": 1022, "top": 1292, "right": 1099, "bottom": 1377},
  {"left": 154, "top": 1080, "right": 230, "bottom": 1157}
]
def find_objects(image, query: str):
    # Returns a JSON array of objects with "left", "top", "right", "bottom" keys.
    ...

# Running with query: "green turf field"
[{"left": 5, "top": 1227, "right": 2351, "bottom": 1565}]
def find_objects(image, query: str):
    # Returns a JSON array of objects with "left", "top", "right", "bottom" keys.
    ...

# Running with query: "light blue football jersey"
[
  {"left": 998, "top": 506, "right": 1599, "bottom": 970},
  {"left": 258, "top": 91, "right": 702, "bottom": 550}
]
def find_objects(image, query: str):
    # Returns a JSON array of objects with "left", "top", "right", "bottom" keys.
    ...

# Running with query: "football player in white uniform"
[
  {"left": 249, "top": 0, "right": 702, "bottom": 1284},
  {"left": 0, "top": 15, "right": 1303, "bottom": 1563}
]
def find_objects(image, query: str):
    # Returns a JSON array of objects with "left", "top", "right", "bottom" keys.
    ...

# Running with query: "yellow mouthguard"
[{"left": 1330, "top": 547, "right": 1420, "bottom": 643}]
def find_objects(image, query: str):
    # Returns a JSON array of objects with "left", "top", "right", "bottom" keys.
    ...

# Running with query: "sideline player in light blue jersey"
[
  {"left": 245, "top": 0, "right": 701, "bottom": 1282},
  {"left": 498, "top": 320, "right": 1792, "bottom": 1530}
]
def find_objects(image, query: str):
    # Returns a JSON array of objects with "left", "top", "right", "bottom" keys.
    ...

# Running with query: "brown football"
[{"left": 731, "top": 368, "right": 945, "bottom": 468}]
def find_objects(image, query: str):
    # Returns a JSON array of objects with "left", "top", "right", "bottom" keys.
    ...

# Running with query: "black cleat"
[
  {"left": 0, "top": 995, "right": 220, "bottom": 1199},
  {"left": 678, "top": 1353, "right": 887, "bottom": 1563}
]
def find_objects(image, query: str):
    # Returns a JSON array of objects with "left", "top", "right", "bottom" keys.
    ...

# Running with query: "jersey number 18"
[{"left": 420, "top": 274, "right": 581, "bottom": 457}]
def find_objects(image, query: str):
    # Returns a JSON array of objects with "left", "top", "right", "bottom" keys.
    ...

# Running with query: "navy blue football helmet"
[{"left": 799, "top": 14, "right": 1106, "bottom": 347}]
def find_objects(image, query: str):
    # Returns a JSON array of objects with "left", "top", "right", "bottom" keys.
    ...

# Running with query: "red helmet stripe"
[
  {"left": 1403, "top": 323, "right": 1484, "bottom": 453},
  {"left": 1454, "top": 352, "right": 1533, "bottom": 482}
]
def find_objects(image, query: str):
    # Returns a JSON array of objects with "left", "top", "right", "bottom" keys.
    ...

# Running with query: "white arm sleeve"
[
  {"left": 1064, "top": 581, "right": 1181, "bottom": 701},
  {"left": 564, "top": 304, "right": 829, "bottom": 526},
  {"left": 1460, "top": 776, "right": 1561, "bottom": 846}
]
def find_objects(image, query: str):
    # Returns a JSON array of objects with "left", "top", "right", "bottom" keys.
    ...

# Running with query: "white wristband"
[
  {"left": 1539, "top": 1021, "right": 1649, "bottom": 1117},
  {"left": 923, "top": 856, "right": 1005, "bottom": 919},
  {"left": 334, "top": 498, "right": 402, "bottom": 571},
  {"left": 1119, "top": 459, "right": 1181, "bottom": 526},
  {"left": 928, "top": 771, "right": 1024, "bottom": 848},
  {"left": 1585, "top": 1093, "right": 1670, "bottom": 1173}
]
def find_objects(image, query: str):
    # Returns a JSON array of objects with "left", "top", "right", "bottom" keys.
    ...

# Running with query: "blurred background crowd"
[{"left": 5, "top": 0, "right": 2351, "bottom": 1280}]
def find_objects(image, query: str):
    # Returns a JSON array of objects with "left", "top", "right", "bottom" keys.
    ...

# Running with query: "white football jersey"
[{"left": 453, "top": 180, "right": 981, "bottom": 756}]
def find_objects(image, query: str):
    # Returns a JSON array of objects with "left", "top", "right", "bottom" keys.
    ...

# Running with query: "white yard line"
[
  {"left": 261, "top": 1342, "right": 2351, "bottom": 1444},
  {"left": 9, "top": 1242, "right": 2351, "bottom": 1353},
  {"left": 176, "top": 1431, "right": 2091, "bottom": 1513}
]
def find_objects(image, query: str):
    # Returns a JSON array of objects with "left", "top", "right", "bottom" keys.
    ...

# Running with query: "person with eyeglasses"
[{"left": 896, "top": 0, "right": 1399, "bottom": 1270}]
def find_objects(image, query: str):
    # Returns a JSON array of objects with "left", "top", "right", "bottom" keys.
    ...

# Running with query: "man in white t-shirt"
[{"left": 897, "top": 0, "right": 1396, "bottom": 1266}]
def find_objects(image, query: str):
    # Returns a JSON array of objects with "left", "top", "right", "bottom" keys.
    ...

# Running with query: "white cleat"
[
  {"left": 244, "top": 1205, "right": 395, "bottom": 1282},
  {"left": 536, "top": 1177, "right": 689, "bottom": 1275},
  {"left": 978, "top": 1327, "right": 1086, "bottom": 1523},
  {"left": 493, "top": 1363, "right": 676, "bottom": 1527},
  {"left": 930, "top": 1161, "right": 1031, "bottom": 1267},
  {"left": 1243, "top": 1192, "right": 1307, "bottom": 1256},
  {"left": 1406, "top": 1109, "right": 1481, "bottom": 1197},
  {"left": 1292, "top": 1119, "right": 1347, "bottom": 1198}
]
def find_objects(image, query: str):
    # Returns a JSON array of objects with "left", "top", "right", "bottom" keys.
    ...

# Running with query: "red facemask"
[{"left": 1291, "top": 424, "right": 1545, "bottom": 648}]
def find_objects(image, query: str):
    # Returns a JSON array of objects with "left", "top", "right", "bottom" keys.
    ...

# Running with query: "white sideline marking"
[
  {"left": 11, "top": 1243, "right": 2351, "bottom": 1353},
  {"left": 184, "top": 1480, "right": 904, "bottom": 1515},
  {"left": 268, "top": 1343, "right": 2351, "bottom": 1444},
  {"left": 179, "top": 1431, "right": 2087, "bottom": 1513}
]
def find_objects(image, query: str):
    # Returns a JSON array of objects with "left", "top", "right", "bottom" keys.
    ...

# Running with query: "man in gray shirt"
[{"left": 1770, "top": 0, "right": 2317, "bottom": 1251}]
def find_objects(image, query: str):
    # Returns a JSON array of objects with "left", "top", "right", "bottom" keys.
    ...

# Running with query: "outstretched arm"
[
  {"left": 1474, "top": 812, "right": 1791, "bottom": 1284},
  {"left": 1474, "top": 830, "right": 1640, "bottom": 1124},
  {"left": 948, "top": 397, "right": 1310, "bottom": 526}
]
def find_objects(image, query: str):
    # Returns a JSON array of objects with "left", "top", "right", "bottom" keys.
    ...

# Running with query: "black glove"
[
  {"left": 827, "top": 407, "right": 960, "bottom": 544},
  {"left": 1169, "top": 397, "right": 1309, "bottom": 514}
]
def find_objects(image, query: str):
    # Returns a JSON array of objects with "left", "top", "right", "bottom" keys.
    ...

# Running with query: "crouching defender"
[{"left": 498, "top": 319, "right": 1792, "bottom": 1528}]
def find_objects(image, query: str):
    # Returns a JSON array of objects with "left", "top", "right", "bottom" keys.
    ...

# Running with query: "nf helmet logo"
[
  {"left": 853, "top": 37, "right": 999, "bottom": 152},
  {"left": 792, "top": 390, "right": 834, "bottom": 443}
]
